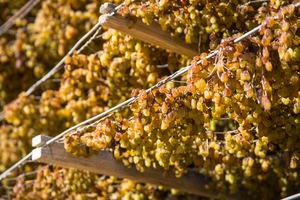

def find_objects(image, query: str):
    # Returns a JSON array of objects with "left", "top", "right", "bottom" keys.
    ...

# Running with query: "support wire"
[{"left": 0, "top": 0, "right": 41, "bottom": 37}]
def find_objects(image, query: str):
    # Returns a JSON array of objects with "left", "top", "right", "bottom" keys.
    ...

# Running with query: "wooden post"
[
  {"left": 32, "top": 135, "right": 246, "bottom": 200},
  {"left": 98, "top": 5, "right": 198, "bottom": 58}
]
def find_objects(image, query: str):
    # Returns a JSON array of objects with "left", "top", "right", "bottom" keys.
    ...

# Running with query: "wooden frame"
[
  {"left": 32, "top": 135, "right": 245, "bottom": 200},
  {"left": 99, "top": 4, "right": 198, "bottom": 58}
]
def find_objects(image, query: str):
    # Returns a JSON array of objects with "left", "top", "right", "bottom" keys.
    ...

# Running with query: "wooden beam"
[
  {"left": 98, "top": 8, "right": 198, "bottom": 58},
  {"left": 32, "top": 135, "right": 49, "bottom": 147},
  {"left": 31, "top": 135, "right": 246, "bottom": 200}
]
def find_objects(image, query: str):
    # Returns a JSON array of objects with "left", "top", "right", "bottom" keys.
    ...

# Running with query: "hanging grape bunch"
[
  {"left": 0, "top": 0, "right": 105, "bottom": 111},
  {"left": 63, "top": 1, "right": 300, "bottom": 199},
  {"left": 2, "top": 0, "right": 300, "bottom": 199}
]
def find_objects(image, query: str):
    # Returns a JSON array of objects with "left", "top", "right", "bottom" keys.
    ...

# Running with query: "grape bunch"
[
  {"left": 1, "top": 0, "right": 191, "bottom": 198},
  {"left": 9, "top": 165, "right": 206, "bottom": 200},
  {"left": 63, "top": 1, "right": 300, "bottom": 199},
  {"left": 186, "top": 2, "right": 300, "bottom": 198},
  {"left": 117, "top": 0, "right": 283, "bottom": 52},
  {"left": 2, "top": 0, "right": 300, "bottom": 199},
  {"left": 0, "top": 0, "right": 102, "bottom": 110}
]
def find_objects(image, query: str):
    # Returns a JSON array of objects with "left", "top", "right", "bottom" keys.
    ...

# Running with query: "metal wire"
[
  {"left": 282, "top": 193, "right": 300, "bottom": 200},
  {"left": 76, "top": 31, "right": 102, "bottom": 54},
  {"left": 245, "top": 0, "right": 269, "bottom": 5},
  {"left": 5, "top": 169, "right": 38, "bottom": 182},
  {"left": 0, "top": 152, "right": 32, "bottom": 181},
  {"left": 0, "top": 0, "right": 41, "bottom": 37},
  {"left": 25, "top": 22, "right": 103, "bottom": 96}
]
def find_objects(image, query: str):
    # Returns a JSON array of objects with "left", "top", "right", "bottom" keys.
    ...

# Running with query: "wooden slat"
[
  {"left": 99, "top": 10, "right": 198, "bottom": 58},
  {"left": 31, "top": 135, "right": 245, "bottom": 200},
  {"left": 32, "top": 135, "right": 49, "bottom": 147}
]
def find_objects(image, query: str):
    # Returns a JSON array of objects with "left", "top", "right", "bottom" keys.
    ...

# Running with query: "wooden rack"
[
  {"left": 31, "top": 135, "right": 246, "bottom": 200},
  {"left": 98, "top": 3, "right": 198, "bottom": 58}
]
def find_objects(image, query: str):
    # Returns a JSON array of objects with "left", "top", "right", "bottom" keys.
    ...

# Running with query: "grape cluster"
[
  {"left": 0, "top": 0, "right": 124, "bottom": 171},
  {"left": 9, "top": 165, "right": 205, "bottom": 200},
  {"left": 117, "top": 0, "right": 281, "bottom": 52},
  {"left": 186, "top": 2, "right": 300, "bottom": 198},
  {"left": 64, "top": 1, "right": 300, "bottom": 199},
  {"left": 0, "top": 125, "right": 28, "bottom": 172},
  {"left": 1, "top": 0, "right": 191, "bottom": 198},
  {"left": 2, "top": 0, "right": 300, "bottom": 199},
  {"left": 1, "top": 31, "right": 190, "bottom": 199},
  {"left": 0, "top": 0, "right": 102, "bottom": 110}
]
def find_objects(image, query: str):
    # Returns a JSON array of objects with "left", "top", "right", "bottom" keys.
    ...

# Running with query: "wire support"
[
  {"left": 0, "top": 0, "right": 41, "bottom": 37},
  {"left": 0, "top": 152, "right": 32, "bottom": 181},
  {"left": 25, "top": 22, "right": 103, "bottom": 97},
  {"left": 245, "top": 0, "right": 269, "bottom": 5},
  {"left": 76, "top": 29, "right": 102, "bottom": 54},
  {"left": 282, "top": 193, "right": 300, "bottom": 200}
]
